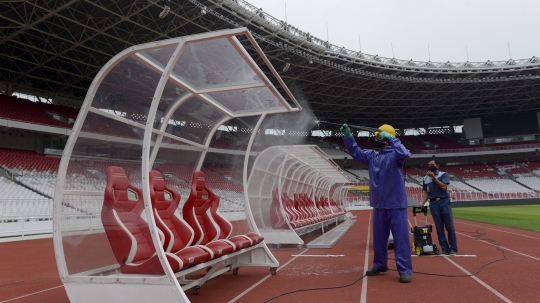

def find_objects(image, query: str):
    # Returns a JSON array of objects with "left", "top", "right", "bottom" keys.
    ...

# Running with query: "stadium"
[{"left": 1, "top": 1, "right": 539, "bottom": 302}]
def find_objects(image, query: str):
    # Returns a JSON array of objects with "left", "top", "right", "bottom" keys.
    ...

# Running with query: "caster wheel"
[
  {"left": 270, "top": 267, "right": 277, "bottom": 275},
  {"left": 233, "top": 267, "right": 239, "bottom": 275},
  {"left": 193, "top": 286, "right": 200, "bottom": 295},
  {"left": 433, "top": 245, "right": 439, "bottom": 255},
  {"left": 415, "top": 246, "right": 422, "bottom": 256}
]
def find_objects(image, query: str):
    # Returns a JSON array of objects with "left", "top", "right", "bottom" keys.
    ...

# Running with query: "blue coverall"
[
  {"left": 423, "top": 171, "right": 458, "bottom": 253},
  {"left": 343, "top": 136, "right": 413, "bottom": 275}
]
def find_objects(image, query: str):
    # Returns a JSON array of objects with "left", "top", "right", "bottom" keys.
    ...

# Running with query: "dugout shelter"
[{"left": 52, "top": 27, "right": 301, "bottom": 303}]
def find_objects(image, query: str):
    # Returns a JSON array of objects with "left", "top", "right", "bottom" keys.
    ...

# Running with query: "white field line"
[
  {"left": 227, "top": 248, "right": 310, "bottom": 303},
  {"left": 444, "top": 257, "right": 513, "bottom": 303},
  {"left": 360, "top": 212, "right": 372, "bottom": 303},
  {"left": 0, "top": 285, "right": 64, "bottom": 303}
]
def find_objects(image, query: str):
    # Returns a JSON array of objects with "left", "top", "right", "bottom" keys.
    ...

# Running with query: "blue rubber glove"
[
  {"left": 340, "top": 124, "right": 352, "bottom": 138},
  {"left": 378, "top": 131, "right": 394, "bottom": 141}
]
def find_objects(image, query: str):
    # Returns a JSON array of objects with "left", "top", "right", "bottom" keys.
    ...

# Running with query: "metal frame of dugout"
[
  {"left": 52, "top": 28, "right": 301, "bottom": 303},
  {"left": 247, "top": 145, "right": 353, "bottom": 246}
]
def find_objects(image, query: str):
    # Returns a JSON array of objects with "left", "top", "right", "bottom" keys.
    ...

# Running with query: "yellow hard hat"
[{"left": 375, "top": 124, "right": 396, "bottom": 138}]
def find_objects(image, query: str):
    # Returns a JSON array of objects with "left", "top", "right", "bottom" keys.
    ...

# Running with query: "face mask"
[
  {"left": 372, "top": 141, "right": 386, "bottom": 149},
  {"left": 428, "top": 165, "right": 437, "bottom": 172}
]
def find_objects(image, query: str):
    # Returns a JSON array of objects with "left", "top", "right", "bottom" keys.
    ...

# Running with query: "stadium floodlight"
[{"left": 283, "top": 58, "right": 291, "bottom": 72}]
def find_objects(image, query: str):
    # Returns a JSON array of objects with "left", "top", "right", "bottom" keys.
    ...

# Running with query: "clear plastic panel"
[
  {"left": 151, "top": 145, "right": 203, "bottom": 209},
  {"left": 91, "top": 55, "right": 165, "bottom": 126},
  {"left": 282, "top": 160, "right": 299, "bottom": 196},
  {"left": 194, "top": 116, "right": 260, "bottom": 236},
  {"left": 235, "top": 35, "right": 299, "bottom": 109},
  {"left": 61, "top": 193, "right": 117, "bottom": 275},
  {"left": 80, "top": 111, "right": 144, "bottom": 141},
  {"left": 154, "top": 76, "right": 189, "bottom": 132},
  {"left": 208, "top": 116, "right": 259, "bottom": 151},
  {"left": 172, "top": 38, "right": 261, "bottom": 90},
  {"left": 248, "top": 146, "right": 293, "bottom": 230},
  {"left": 137, "top": 45, "right": 178, "bottom": 69},
  {"left": 164, "top": 96, "right": 226, "bottom": 145},
  {"left": 203, "top": 87, "right": 285, "bottom": 114},
  {"left": 201, "top": 150, "right": 248, "bottom": 236},
  {"left": 61, "top": 115, "right": 158, "bottom": 275}
]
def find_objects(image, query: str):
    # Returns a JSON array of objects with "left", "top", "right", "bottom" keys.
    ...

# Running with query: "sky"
[{"left": 246, "top": 0, "right": 540, "bottom": 63}]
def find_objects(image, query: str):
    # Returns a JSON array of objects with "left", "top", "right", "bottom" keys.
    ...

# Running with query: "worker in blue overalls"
[
  {"left": 341, "top": 123, "right": 412, "bottom": 283},
  {"left": 420, "top": 159, "right": 458, "bottom": 255}
]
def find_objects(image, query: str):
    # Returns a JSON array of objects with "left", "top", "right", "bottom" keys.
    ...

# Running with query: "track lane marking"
[
  {"left": 227, "top": 248, "right": 310, "bottom": 303},
  {"left": 456, "top": 231, "right": 540, "bottom": 262},
  {"left": 291, "top": 254, "right": 344, "bottom": 257},
  {"left": 444, "top": 257, "right": 513, "bottom": 303},
  {"left": 360, "top": 211, "right": 371, "bottom": 303},
  {"left": 455, "top": 220, "right": 540, "bottom": 240},
  {"left": 0, "top": 285, "right": 64, "bottom": 303},
  {"left": 411, "top": 215, "right": 540, "bottom": 261},
  {"left": 411, "top": 254, "right": 477, "bottom": 257}
]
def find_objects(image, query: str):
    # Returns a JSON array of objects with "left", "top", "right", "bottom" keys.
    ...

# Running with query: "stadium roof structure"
[{"left": 2, "top": 0, "right": 540, "bottom": 129}]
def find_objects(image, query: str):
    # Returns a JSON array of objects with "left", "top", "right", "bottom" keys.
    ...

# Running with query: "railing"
[
  {"left": 419, "top": 143, "right": 540, "bottom": 154},
  {"left": 193, "top": 0, "right": 540, "bottom": 81},
  {"left": 0, "top": 198, "right": 54, "bottom": 237},
  {"left": 407, "top": 191, "right": 540, "bottom": 202}
]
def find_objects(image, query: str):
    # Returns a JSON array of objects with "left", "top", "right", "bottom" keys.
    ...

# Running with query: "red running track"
[{"left": 1, "top": 210, "right": 539, "bottom": 303}]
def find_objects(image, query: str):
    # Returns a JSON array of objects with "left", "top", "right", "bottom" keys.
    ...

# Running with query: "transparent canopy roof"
[{"left": 278, "top": 145, "right": 352, "bottom": 184}]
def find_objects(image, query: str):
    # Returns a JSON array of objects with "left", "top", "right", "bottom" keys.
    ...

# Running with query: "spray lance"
[{"left": 316, "top": 121, "right": 383, "bottom": 138}]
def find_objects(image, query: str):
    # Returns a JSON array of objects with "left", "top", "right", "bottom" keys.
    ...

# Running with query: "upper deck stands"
[
  {"left": 443, "top": 163, "right": 500, "bottom": 179},
  {"left": 484, "top": 140, "right": 539, "bottom": 147},
  {"left": 401, "top": 136, "right": 429, "bottom": 151},
  {"left": 404, "top": 167, "right": 423, "bottom": 177},
  {"left": 42, "top": 103, "right": 80, "bottom": 121},
  {"left": 491, "top": 162, "right": 530, "bottom": 176},
  {"left": 418, "top": 134, "right": 465, "bottom": 149},
  {"left": 0, "top": 148, "right": 60, "bottom": 173},
  {"left": 521, "top": 160, "right": 540, "bottom": 174},
  {"left": 0, "top": 95, "right": 68, "bottom": 128}
]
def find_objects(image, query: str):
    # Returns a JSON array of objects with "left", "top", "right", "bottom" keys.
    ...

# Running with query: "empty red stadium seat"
[
  {"left": 209, "top": 194, "right": 263, "bottom": 248},
  {"left": 102, "top": 166, "right": 166, "bottom": 274},
  {"left": 270, "top": 189, "right": 288, "bottom": 229},
  {"left": 182, "top": 171, "right": 237, "bottom": 257},
  {"left": 183, "top": 171, "right": 263, "bottom": 253},
  {"left": 148, "top": 171, "right": 212, "bottom": 265},
  {"left": 102, "top": 166, "right": 206, "bottom": 274}
]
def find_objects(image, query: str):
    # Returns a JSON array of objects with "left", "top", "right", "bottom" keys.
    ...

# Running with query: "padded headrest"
[
  {"left": 106, "top": 166, "right": 129, "bottom": 190},
  {"left": 149, "top": 170, "right": 166, "bottom": 191},
  {"left": 192, "top": 171, "right": 206, "bottom": 191}
]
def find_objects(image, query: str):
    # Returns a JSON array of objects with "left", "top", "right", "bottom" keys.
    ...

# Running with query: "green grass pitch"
[{"left": 452, "top": 204, "right": 540, "bottom": 232}]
